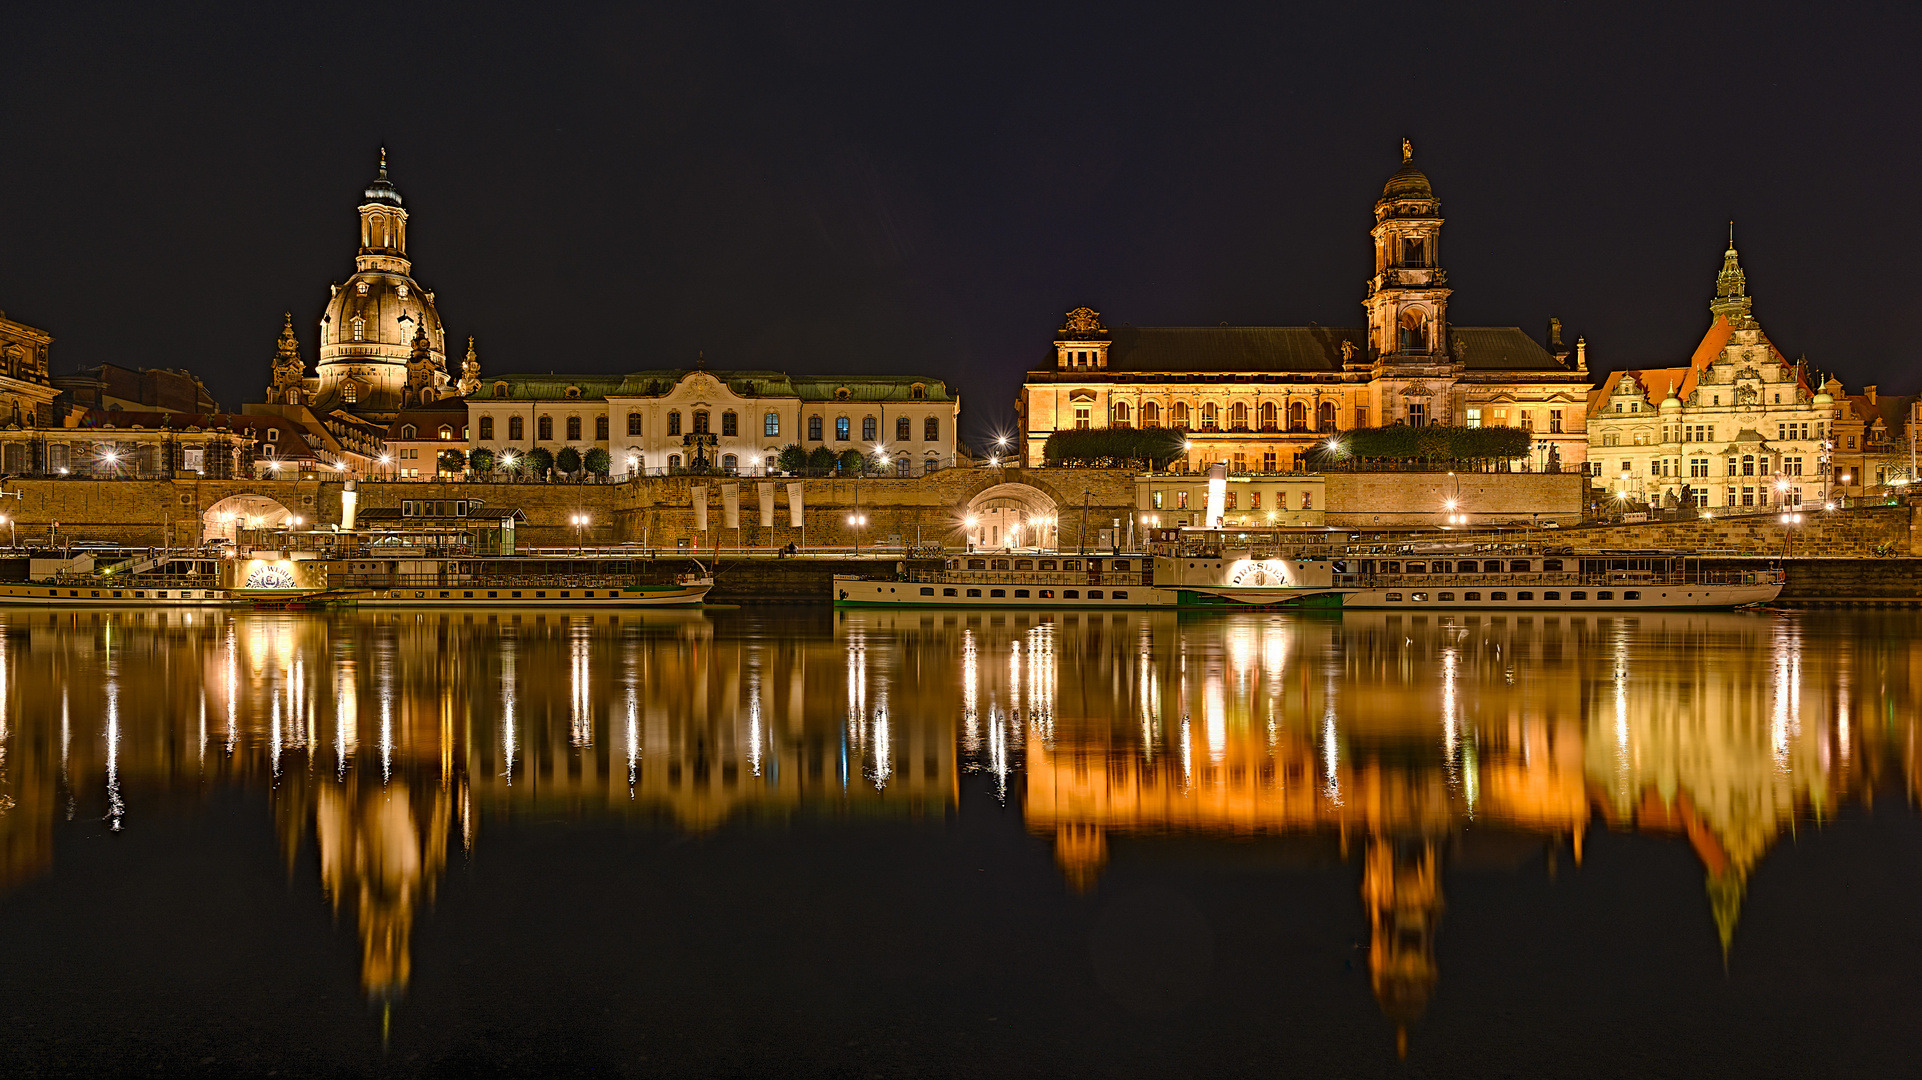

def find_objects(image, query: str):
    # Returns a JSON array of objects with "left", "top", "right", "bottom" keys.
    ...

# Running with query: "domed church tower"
[
  {"left": 314, "top": 149, "right": 449, "bottom": 418},
  {"left": 1364, "top": 139, "right": 1451, "bottom": 363}
]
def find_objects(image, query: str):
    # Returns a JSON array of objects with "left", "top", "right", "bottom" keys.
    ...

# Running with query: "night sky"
[{"left": 3, "top": 2, "right": 1918, "bottom": 448}]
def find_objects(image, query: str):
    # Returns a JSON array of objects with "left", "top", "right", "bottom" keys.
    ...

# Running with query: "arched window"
[
  {"left": 1170, "top": 402, "right": 1188, "bottom": 429},
  {"left": 1742, "top": 455, "right": 1755, "bottom": 476},
  {"left": 1259, "top": 401, "right": 1277, "bottom": 431},
  {"left": 1398, "top": 308, "right": 1429, "bottom": 353},
  {"left": 1112, "top": 401, "right": 1131, "bottom": 429},
  {"left": 343, "top": 384, "right": 358, "bottom": 404},
  {"left": 1402, "top": 237, "right": 1426, "bottom": 267},
  {"left": 722, "top": 454, "right": 738, "bottom": 472},
  {"left": 1230, "top": 402, "right": 1248, "bottom": 429},
  {"left": 628, "top": 413, "right": 642, "bottom": 436},
  {"left": 595, "top": 416, "right": 608, "bottom": 440},
  {"left": 1287, "top": 401, "right": 1306, "bottom": 432},
  {"left": 565, "top": 416, "right": 581, "bottom": 441},
  {"left": 668, "top": 454, "right": 681, "bottom": 470},
  {"left": 896, "top": 457, "right": 910, "bottom": 477},
  {"left": 765, "top": 412, "right": 780, "bottom": 437},
  {"left": 537, "top": 416, "right": 553, "bottom": 441},
  {"left": 1200, "top": 403, "right": 1218, "bottom": 430},
  {"left": 808, "top": 415, "right": 823, "bottom": 441},
  {"left": 1142, "top": 401, "right": 1161, "bottom": 426},
  {"left": 722, "top": 411, "right": 738, "bottom": 437},
  {"left": 923, "top": 416, "right": 938, "bottom": 441},
  {"left": 438, "top": 426, "right": 452, "bottom": 440},
  {"left": 1318, "top": 401, "right": 1337, "bottom": 431},
  {"left": 667, "top": 411, "right": 682, "bottom": 436},
  {"left": 494, "top": 383, "right": 509, "bottom": 399},
  {"left": 693, "top": 410, "right": 709, "bottom": 434},
  {"left": 507, "top": 416, "right": 524, "bottom": 441},
  {"left": 401, "top": 425, "right": 417, "bottom": 439},
  {"left": 835, "top": 416, "right": 851, "bottom": 440},
  {"left": 862, "top": 416, "right": 877, "bottom": 441}
]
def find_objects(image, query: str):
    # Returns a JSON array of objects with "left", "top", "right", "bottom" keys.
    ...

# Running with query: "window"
[
  {"left": 1741, "top": 455, "right": 1755, "bottom": 476},
  {"left": 1230, "top": 402, "right": 1248, "bottom": 429},
  {"left": 966, "top": 589, "right": 981, "bottom": 598},
  {"left": 809, "top": 415, "right": 823, "bottom": 441},
  {"left": 1200, "top": 403, "right": 1218, "bottom": 430},
  {"left": 1354, "top": 406, "right": 1368, "bottom": 428},
  {"left": 924, "top": 416, "right": 938, "bottom": 441},
  {"left": 507, "top": 416, "right": 524, "bottom": 440},
  {"left": 1013, "top": 590, "right": 1029, "bottom": 598},
  {"left": 1151, "top": 491, "right": 1163, "bottom": 509},
  {"left": 1263, "top": 451, "right": 1277, "bottom": 472},
  {"left": 1171, "top": 402, "right": 1190, "bottom": 429},
  {"left": 1287, "top": 401, "right": 1306, "bottom": 432},
  {"left": 1465, "top": 591, "right": 1482, "bottom": 601},
  {"left": 351, "top": 316, "right": 364, "bottom": 341},
  {"left": 1074, "top": 407, "right": 1090, "bottom": 429},
  {"left": 1088, "top": 590, "right": 1103, "bottom": 599},
  {"left": 1301, "top": 491, "right": 1312, "bottom": 510},
  {"left": 668, "top": 411, "right": 682, "bottom": 436},
  {"left": 1225, "top": 491, "right": 1237, "bottom": 510},
  {"left": 538, "top": 416, "right": 553, "bottom": 441},
  {"left": 765, "top": 413, "right": 780, "bottom": 437},
  {"left": 895, "top": 416, "right": 911, "bottom": 440},
  {"left": 1386, "top": 593, "right": 1404, "bottom": 602},
  {"left": 1521, "top": 411, "right": 1535, "bottom": 433},
  {"left": 722, "top": 454, "right": 737, "bottom": 471},
  {"left": 439, "top": 425, "right": 454, "bottom": 441},
  {"left": 1113, "top": 402, "right": 1131, "bottom": 429},
  {"left": 566, "top": 416, "right": 581, "bottom": 441},
  {"left": 990, "top": 589, "right": 1005, "bottom": 598},
  {"left": 836, "top": 416, "right": 851, "bottom": 440},
  {"left": 1691, "top": 458, "right": 1708, "bottom": 478},
  {"left": 1176, "top": 491, "right": 1189, "bottom": 509},
  {"left": 343, "top": 383, "right": 357, "bottom": 404},
  {"left": 1231, "top": 453, "right": 1245, "bottom": 474},
  {"left": 862, "top": 416, "right": 877, "bottom": 441},
  {"left": 593, "top": 416, "right": 607, "bottom": 440},
  {"left": 1549, "top": 409, "right": 1562, "bottom": 434},
  {"left": 1318, "top": 401, "right": 1336, "bottom": 430},
  {"left": 1491, "top": 592, "right": 1508, "bottom": 601},
  {"left": 1142, "top": 402, "right": 1161, "bottom": 426},
  {"left": 722, "top": 411, "right": 738, "bottom": 437},
  {"left": 1402, "top": 237, "right": 1426, "bottom": 266},
  {"left": 693, "top": 411, "right": 709, "bottom": 434},
  {"left": 1113, "top": 591, "right": 1129, "bottom": 600},
  {"left": 1250, "top": 491, "right": 1262, "bottom": 510},
  {"left": 1465, "top": 408, "right": 1482, "bottom": 429},
  {"left": 1407, "top": 403, "right": 1426, "bottom": 426},
  {"left": 669, "top": 454, "right": 681, "bottom": 469},
  {"left": 1259, "top": 401, "right": 1277, "bottom": 430},
  {"left": 944, "top": 588, "right": 958, "bottom": 597},
  {"left": 1064, "top": 590, "right": 1080, "bottom": 599},
  {"left": 1518, "top": 591, "right": 1534, "bottom": 601},
  {"left": 494, "top": 383, "right": 509, "bottom": 399}
]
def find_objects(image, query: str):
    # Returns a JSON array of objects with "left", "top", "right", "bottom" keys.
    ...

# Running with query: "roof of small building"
[
  {"left": 1033, "top": 325, "right": 1567, "bottom": 375},
  {"left": 1847, "top": 392, "right": 1918, "bottom": 444},
  {"left": 385, "top": 406, "right": 470, "bottom": 439},
  {"left": 72, "top": 410, "right": 318, "bottom": 454},
  {"left": 469, "top": 370, "right": 955, "bottom": 403}
]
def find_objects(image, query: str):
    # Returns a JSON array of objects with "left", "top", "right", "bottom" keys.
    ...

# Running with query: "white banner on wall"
[
  {"left": 757, "top": 482, "right": 776, "bottom": 527},
  {"left": 786, "top": 482, "right": 805, "bottom": 528},
  {"left": 721, "top": 483, "right": 740, "bottom": 529},
  {"left": 691, "top": 485, "right": 708, "bottom": 532}
]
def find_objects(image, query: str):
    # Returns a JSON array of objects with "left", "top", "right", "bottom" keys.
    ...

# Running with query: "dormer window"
[
  {"left": 356, "top": 282, "right": 369, "bottom": 296},
  {"left": 565, "top": 386, "right": 580, "bottom": 399},
  {"left": 396, "top": 284, "right": 408, "bottom": 299},
  {"left": 344, "top": 384, "right": 358, "bottom": 404},
  {"left": 493, "top": 382, "right": 509, "bottom": 399},
  {"left": 910, "top": 383, "right": 926, "bottom": 400},
  {"left": 439, "top": 425, "right": 453, "bottom": 440},
  {"left": 835, "top": 387, "right": 850, "bottom": 401},
  {"left": 351, "top": 316, "right": 365, "bottom": 341},
  {"left": 401, "top": 425, "right": 417, "bottom": 439},
  {"left": 265, "top": 429, "right": 279, "bottom": 442}
]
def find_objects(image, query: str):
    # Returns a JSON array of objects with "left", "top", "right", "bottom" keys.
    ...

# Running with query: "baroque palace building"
[
  {"left": 1586, "top": 232, "right": 1915, "bottom": 511},
  {"left": 1017, "top": 142, "right": 1592, "bottom": 474},
  {"left": 460, "top": 363, "right": 959, "bottom": 478}
]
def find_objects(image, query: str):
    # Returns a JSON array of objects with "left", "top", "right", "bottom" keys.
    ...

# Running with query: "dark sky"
[{"left": 3, "top": 2, "right": 1918, "bottom": 447}]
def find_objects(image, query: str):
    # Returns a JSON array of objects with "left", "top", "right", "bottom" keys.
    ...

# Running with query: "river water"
[{"left": 0, "top": 606, "right": 1917, "bottom": 1077}]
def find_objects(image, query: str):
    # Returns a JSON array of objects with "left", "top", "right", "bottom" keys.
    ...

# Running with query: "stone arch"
[
  {"left": 962, "top": 481, "right": 1058, "bottom": 551},
  {"left": 202, "top": 493, "right": 294, "bottom": 544}
]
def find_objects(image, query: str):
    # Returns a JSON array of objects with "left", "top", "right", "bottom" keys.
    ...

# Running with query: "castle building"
[
  {"left": 1584, "top": 232, "right": 1911, "bottom": 510},
  {"left": 463, "top": 366, "right": 959, "bottom": 477},
  {"left": 0, "top": 310, "right": 62, "bottom": 469},
  {"left": 1016, "top": 142, "right": 1591, "bottom": 475}
]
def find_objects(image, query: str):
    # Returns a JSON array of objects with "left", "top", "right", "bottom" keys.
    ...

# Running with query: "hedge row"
[
  {"left": 1309, "top": 425, "right": 1532, "bottom": 464},
  {"left": 1042, "top": 427, "right": 1187, "bottom": 468}
]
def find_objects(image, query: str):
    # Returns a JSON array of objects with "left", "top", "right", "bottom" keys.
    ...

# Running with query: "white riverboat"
[
  {"left": 834, "top": 553, "right": 1178, "bottom": 608},
  {"left": 1160, "top": 546, "right": 1783, "bottom": 610}
]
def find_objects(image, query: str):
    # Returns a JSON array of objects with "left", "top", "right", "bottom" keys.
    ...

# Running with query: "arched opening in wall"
[
  {"left": 202, "top": 494, "right": 294, "bottom": 545},
  {"left": 964, "top": 482, "right": 1059, "bottom": 552}
]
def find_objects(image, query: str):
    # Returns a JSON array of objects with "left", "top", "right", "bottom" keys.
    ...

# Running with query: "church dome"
[
  {"left": 321, "top": 272, "right": 443, "bottom": 358},
  {"left": 1381, "top": 160, "right": 1434, "bottom": 201},
  {"left": 1660, "top": 389, "right": 1682, "bottom": 410},
  {"left": 1812, "top": 389, "right": 1833, "bottom": 405}
]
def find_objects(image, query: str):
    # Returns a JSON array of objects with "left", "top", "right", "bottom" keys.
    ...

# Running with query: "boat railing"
[
  {"left": 904, "top": 569, "right": 1156, "bottom": 587},
  {"left": 332, "top": 573, "right": 642, "bottom": 589}
]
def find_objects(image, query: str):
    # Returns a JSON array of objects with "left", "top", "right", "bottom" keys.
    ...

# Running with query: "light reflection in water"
[{"left": 0, "top": 607, "right": 1919, "bottom": 1038}]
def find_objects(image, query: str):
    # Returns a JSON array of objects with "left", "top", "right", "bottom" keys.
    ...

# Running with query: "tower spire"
[{"left": 1709, "top": 222, "right": 1751, "bottom": 324}]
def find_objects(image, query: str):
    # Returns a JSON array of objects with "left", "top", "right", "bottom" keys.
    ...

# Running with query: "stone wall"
[
  {"left": 0, "top": 467, "right": 1141, "bottom": 550},
  {"left": 1554, "top": 503, "right": 1916, "bottom": 557},
  {"left": 1324, "top": 471, "right": 1587, "bottom": 527}
]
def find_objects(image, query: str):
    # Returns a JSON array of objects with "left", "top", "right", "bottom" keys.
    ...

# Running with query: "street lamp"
[
  {"left": 569, "top": 513, "right": 589, "bottom": 554},
  {"left": 848, "top": 512, "right": 868, "bottom": 555},
  {"left": 625, "top": 454, "right": 638, "bottom": 477}
]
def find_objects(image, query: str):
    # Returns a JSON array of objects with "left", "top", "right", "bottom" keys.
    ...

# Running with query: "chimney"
[{"left": 1866, "top": 385, "right": 1878, "bottom": 404}]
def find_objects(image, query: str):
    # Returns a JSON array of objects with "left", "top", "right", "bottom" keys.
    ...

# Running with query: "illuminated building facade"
[{"left": 1016, "top": 142, "right": 1592, "bottom": 476}]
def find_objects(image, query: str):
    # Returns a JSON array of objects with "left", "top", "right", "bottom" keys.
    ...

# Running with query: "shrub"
[
  {"left": 555, "top": 446, "right": 582, "bottom": 475},
  {"left": 467, "top": 447, "right": 495, "bottom": 474},
  {"left": 1042, "top": 427, "right": 1186, "bottom": 468},
  {"left": 1307, "top": 425, "right": 1531, "bottom": 466},
  {"left": 583, "top": 447, "right": 611, "bottom": 476},
  {"left": 838, "top": 448, "right": 867, "bottom": 474},
  {"left": 438, "top": 448, "right": 467, "bottom": 474},
  {"left": 807, "top": 446, "right": 837, "bottom": 474},
  {"left": 777, "top": 444, "right": 808, "bottom": 475},
  {"left": 522, "top": 446, "right": 554, "bottom": 478}
]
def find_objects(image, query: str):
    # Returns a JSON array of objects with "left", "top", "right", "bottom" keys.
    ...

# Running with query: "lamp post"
[
  {"left": 848, "top": 512, "right": 867, "bottom": 555},
  {"left": 569, "top": 513, "right": 589, "bottom": 555},
  {"left": 964, "top": 515, "right": 978, "bottom": 552}
]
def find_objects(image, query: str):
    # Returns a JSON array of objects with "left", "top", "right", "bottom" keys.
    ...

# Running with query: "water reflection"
[{"left": 0, "top": 606, "right": 1915, "bottom": 1041}]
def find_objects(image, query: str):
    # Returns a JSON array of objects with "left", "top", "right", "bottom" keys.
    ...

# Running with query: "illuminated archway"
[
  {"left": 963, "top": 482, "right": 1058, "bottom": 551},
  {"left": 202, "top": 494, "right": 294, "bottom": 544}
]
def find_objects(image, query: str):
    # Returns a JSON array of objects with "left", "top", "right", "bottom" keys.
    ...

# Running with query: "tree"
[
  {"left": 523, "top": 446, "right": 554, "bottom": 479},
  {"left": 838, "top": 448, "right": 867, "bottom": 474},
  {"left": 583, "top": 447, "right": 611, "bottom": 477},
  {"left": 468, "top": 447, "right": 496, "bottom": 475},
  {"left": 807, "top": 446, "right": 837, "bottom": 474},
  {"left": 438, "top": 448, "right": 467, "bottom": 475},
  {"left": 1309, "top": 425, "right": 1532, "bottom": 467},
  {"left": 555, "top": 446, "right": 582, "bottom": 476},
  {"left": 1041, "top": 427, "right": 1186, "bottom": 468},
  {"left": 777, "top": 444, "right": 808, "bottom": 474}
]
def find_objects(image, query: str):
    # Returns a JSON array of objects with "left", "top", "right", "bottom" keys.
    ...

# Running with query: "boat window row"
[
  {"left": 951, "top": 558, "right": 1133, "bottom": 572},
  {"left": 1382, "top": 590, "right": 1642, "bottom": 602},
  {"left": 1341, "top": 558, "right": 1566, "bottom": 574},
  {"left": 918, "top": 587, "right": 1129, "bottom": 600}
]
